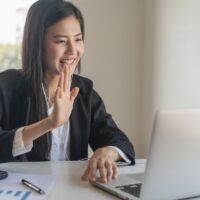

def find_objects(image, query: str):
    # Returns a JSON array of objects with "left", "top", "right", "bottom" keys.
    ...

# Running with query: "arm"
[
  {"left": 82, "top": 90, "right": 135, "bottom": 183},
  {"left": 0, "top": 93, "right": 18, "bottom": 162},
  {"left": 23, "top": 65, "right": 79, "bottom": 147},
  {"left": 0, "top": 65, "right": 79, "bottom": 162},
  {"left": 90, "top": 90, "right": 135, "bottom": 162}
]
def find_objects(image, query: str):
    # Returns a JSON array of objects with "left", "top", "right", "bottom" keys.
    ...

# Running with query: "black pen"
[{"left": 21, "top": 179, "right": 45, "bottom": 194}]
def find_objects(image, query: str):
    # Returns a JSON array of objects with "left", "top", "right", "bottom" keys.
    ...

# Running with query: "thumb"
[
  {"left": 81, "top": 167, "right": 91, "bottom": 181},
  {"left": 70, "top": 87, "right": 79, "bottom": 102}
]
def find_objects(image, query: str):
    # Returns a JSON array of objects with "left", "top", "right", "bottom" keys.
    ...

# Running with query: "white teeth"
[{"left": 61, "top": 59, "right": 74, "bottom": 64}]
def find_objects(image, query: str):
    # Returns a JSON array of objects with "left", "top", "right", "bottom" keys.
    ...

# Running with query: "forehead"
[{"left": 46, "top": 16, "right": 81, "bottom": 36}]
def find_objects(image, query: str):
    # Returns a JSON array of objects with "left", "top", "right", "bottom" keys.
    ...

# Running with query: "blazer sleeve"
[
  {"left": 0, "top": 96, "right": 17, "bottom": 163},
  {"left": 89, "top": 89, "right": 135, "bottom": 164},
  {"left": 0, "top": 69, "right": 28, "bottom": 163}
]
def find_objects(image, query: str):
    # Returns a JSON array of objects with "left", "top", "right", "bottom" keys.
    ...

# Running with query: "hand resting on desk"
[{"left": 81, "top": 146, "right": 122, "bottom": 184}]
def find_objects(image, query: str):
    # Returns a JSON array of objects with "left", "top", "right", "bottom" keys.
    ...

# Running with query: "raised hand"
[{"left": 48, "top": 64, "right": 79, "bottom": 129}]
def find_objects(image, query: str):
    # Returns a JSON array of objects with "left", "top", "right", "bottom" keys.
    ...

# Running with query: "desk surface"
[{"left": 0, "top": 159, "right": 145, "bottom": 200}]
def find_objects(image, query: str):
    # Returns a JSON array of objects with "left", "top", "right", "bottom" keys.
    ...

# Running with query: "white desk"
[{"left": 0, "top": 159, "right": 146, "bottom": 200}]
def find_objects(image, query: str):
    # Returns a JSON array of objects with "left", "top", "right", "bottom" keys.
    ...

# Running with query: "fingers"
[
  {"left": 63, "top": 64, "right": 71, "bottom": 92},
  {"left": 105, "top": 160, "right": 113, "bottom": 182},
  {"left": 99, "top": 159, "right": 108, "bottom": 183},
  {"left": 63, "top": 65, "right": 67, "bottom": 92},
  {"left": 84, "top": 158, "right": 98, "bottom": 181},
  {"left": 58, "top": 72, "right": 64, "bottom": 98},
  {"left": 81, "top": 158, "right": 118, "bottom": 183},
  {"left": 70, "top": 87, "right": 79, "bottom": 102},
  {"left": 55, "top": 64, "right": 78, "bottom": 110},
  {"left": 58, "top": 64, "right": 78, "bottom": 101},
  {"left": 81, "top": 167, "right": 91, "bottom": 181},
  {"left": 55, "top": 87, "right": 60, "bottom": 99},
  {"left": 112, "top": 162, "right": 118, "bottom": 179},
  {"left": 81, "top": 158, "right": 97, "bottom": 181},
  {"left": 99, "top": 160, "right": 118, "bottom": 183}
]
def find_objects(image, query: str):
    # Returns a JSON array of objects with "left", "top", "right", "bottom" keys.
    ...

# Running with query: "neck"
[
  {"left": 43, "top": 72, "right": 59, "bottom": 107},
  {"left": 43, "top": 72, "right": 59, "bottom": 90}
]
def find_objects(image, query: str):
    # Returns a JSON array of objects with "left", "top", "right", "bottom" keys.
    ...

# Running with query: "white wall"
[
  {"left": 141, "top": 0, "right": 200, "bottom": 156},
  {"left": 0, "top": 0, "right": 144, "bottom": 157},
  {"left": 3, "top": 0, "right": 200, "bottom": 157},
  {"left": 14, "top": 0, "right": 200, "bottom": 158},
  {"left": 71, "top": 0, "right": 144, "bottom": 156}
]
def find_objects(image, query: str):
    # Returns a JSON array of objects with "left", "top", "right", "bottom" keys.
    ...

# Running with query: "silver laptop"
[{"left": 90, "top": 109, "right": 200, "bottom": 200}]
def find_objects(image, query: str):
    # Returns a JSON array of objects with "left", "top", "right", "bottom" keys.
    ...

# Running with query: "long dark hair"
[{"left": 22, "top": 0, "right": 84, "bottom": 160}]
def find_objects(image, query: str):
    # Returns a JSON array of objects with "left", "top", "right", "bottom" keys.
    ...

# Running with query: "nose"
[{"left": 65, "top": 41, "right": 76, "bottom": 55}]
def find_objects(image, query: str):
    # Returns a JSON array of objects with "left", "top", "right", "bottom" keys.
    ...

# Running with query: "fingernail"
[
  {"left": 113, "top": 175, "right": 117, "bottom": 179},
  {"left": 91, "top": 177, "right": 96, "bottom": 181}
]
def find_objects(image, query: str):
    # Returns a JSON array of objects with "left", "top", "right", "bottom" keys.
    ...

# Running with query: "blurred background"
[{"left": 1, "top": 0, "right": 200, "bottom": 158}]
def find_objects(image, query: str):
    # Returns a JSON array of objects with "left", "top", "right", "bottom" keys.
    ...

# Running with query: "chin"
[
  {"left": 59, "top": 67, "right": 65, "bottom": 73},
  {"left": 51, "top": 67, "right": 61, "bottom": 75}
]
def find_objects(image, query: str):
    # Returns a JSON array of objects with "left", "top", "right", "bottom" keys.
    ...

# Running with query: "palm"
[{"left": 49, "top": 65, "right": 79, "bottom": 128}]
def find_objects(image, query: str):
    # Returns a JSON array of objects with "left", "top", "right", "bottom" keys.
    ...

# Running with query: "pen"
[{"left": 21, "top": 179, "right": 45, "bottom": 194}]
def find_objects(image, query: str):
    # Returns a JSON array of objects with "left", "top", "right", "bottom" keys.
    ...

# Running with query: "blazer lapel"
[{"left": 69, "top": 76, "right": 90, "bottom": 160}]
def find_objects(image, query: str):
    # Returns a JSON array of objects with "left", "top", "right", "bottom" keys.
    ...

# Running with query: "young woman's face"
[{"left": 43, "top": 16, "right": 84, "bottom": 75}]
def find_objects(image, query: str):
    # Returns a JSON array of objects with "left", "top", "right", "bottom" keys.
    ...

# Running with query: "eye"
[
  {"left": 56, "top": 40, "right": 67, "bottom": 44},
  {"left": 75, "top": 38, "right": 83, "bottom": 42}
]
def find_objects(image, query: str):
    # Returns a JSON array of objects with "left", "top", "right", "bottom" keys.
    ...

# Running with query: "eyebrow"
[{"left": 53, "top": 33, "right": 82, "bottom": 38}]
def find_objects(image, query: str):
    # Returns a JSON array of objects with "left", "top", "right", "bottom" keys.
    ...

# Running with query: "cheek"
[
  {"left": 46, "top": 45, "right": 61, "bottom": 59},
  {"left": 78, "top": 45, "right": 84, "bottom": 58},
  {"left": 72, "top": 46, "right": 84, "bottom": 73},
  {"left": 44, "top": 41, "right": 63, "bottom": 60}
]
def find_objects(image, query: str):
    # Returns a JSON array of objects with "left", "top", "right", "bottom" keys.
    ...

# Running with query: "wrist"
[
  {"left": 45, "top": 117, "right": 56, "bottom": 130},
  {"left": 23, "top": 117, "right": 54, "bottom": 145}
]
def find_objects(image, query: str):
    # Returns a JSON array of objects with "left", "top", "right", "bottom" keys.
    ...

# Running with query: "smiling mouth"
[{"left": 60, "top": 59, "right": 75, "bottom": 65}]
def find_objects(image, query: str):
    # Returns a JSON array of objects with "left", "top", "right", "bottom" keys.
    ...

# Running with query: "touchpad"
[{"left": 128, "top": 173, "right": 145, "bottom": 182}]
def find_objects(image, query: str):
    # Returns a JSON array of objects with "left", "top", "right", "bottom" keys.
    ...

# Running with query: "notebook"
[
  {"left": 90, "top": 109, "right": 200, "bottom": 200},
  {"left": 0, "top": 172, "right": 56, "bottom": 200}
]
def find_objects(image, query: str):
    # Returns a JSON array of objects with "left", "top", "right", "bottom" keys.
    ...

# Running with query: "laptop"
[{"left": 90, "top": 109, "right": 200, "bottom": 200}]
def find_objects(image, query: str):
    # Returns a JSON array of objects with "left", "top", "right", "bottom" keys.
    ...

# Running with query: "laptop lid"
[
  {"left": 90, "top": 109, "right": 200, "bottom": 200},
  {"left": 141, "top": 109, "right": 200, "bottom": 200}
]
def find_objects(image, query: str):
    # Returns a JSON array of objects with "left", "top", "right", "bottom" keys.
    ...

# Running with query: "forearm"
[{"left": 23, "top": 117, "right": 53, "bottom": 146}]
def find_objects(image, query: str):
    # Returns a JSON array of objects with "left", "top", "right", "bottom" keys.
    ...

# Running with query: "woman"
[{"left": 0, "top": 0, "right": 135, "bottom": 183}]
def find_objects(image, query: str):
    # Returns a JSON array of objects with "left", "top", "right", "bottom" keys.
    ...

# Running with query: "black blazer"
[{"left": 0, "top": 69, "right": 135, "bottom": 164}]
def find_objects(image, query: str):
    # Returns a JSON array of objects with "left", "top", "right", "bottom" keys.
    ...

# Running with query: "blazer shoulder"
[
  {"left": 72, "top": 74, "right": 94, "bottom": 94},
  {"left": 0, "top": 69, "right": 23, "bottom": 90}
]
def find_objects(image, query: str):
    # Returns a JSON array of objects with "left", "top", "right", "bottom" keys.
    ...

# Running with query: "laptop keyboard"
[{"left": 115, "top": 183, "right": 142, "bottom": 198}]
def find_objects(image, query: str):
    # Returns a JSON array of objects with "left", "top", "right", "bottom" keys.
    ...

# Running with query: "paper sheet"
[{"left": 0, "top": 173, "right": 56, "bottom": 200}]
